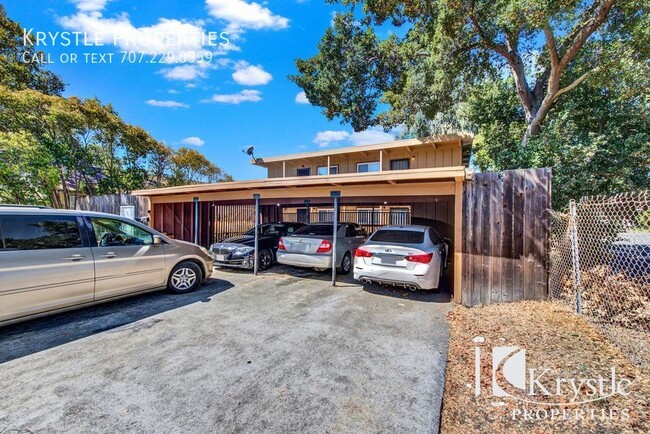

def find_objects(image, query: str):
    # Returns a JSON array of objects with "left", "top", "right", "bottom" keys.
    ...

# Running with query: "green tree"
[
  {"left": 169, "top": 147, "right": 231, "bottom": 186},
  {"left": 0, "top": 131, "right": 59, "bottom": 205},
  {"left": 147, "top": 142, "right": 173, "bottom": 188},
  {"left": 466, "top": 51, "right": 649, "bottom": 205},
  {"left": 291, "top": 0, "right": 643, "bottom": 145},
  {"left": 0, "top": 5, "right": 64, "bottom": 95}
]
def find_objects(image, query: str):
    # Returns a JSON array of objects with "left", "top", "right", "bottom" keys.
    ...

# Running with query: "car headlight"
[
  {"left": 200, "top": 246, "right": 215, "bottom": 259},
  {"left": 232, "top": 246, "right": 255, "bottom": 257}
]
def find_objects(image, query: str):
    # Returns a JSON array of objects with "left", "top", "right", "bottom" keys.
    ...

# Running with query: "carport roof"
[{"left": 132, "top": 166, "right": 472, "bottom": 197}]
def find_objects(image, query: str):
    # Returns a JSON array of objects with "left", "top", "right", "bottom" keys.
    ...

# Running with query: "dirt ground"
[{"left": 441, "top": 301, "right": 649, "bottom": 434}]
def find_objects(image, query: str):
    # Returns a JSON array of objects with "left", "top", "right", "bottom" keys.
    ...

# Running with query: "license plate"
[
  {"left": 293, "top": 243, "right": 307, "bottom": 252},
  {"left": 216, "top": 254, "right": 225, "bottom": 262},
  {"left": 381, "top": 255, "right": 398, "bottom": 265}
]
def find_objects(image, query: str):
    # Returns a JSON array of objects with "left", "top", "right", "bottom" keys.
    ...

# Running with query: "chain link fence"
[{"left": 549, "top": 191, "right": 650, "bottom": 369}]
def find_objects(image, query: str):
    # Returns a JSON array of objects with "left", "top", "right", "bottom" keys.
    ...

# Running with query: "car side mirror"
[{"left": 152, "top": 235, "right": 162, "bottom": 246}]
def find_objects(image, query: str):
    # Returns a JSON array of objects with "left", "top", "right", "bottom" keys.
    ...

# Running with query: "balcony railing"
[{"left": 283, "top": 210, "right": 411, "bottom": 235}]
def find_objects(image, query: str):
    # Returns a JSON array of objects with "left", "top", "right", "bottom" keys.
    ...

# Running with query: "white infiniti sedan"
[{"left": 353, "top": 225, "right": 449, "bottom": 291}]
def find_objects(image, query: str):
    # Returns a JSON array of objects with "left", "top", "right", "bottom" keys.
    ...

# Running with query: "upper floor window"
[
  {"left": 390, "top": 159, "right": 410, "bottom": 170},
  {"left": 357, "top": 162, "right": 380, "bottom": 173},
  {"left": 296, "top": 168, "right": 311, "bottom": 176},
  {"left": 317, "top": 165, "right": 339, "bottom": 176}
]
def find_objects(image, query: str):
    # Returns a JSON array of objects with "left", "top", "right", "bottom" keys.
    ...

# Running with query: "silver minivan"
[{"left": 0, "top": 206, "right": 214, "bottom": 325}]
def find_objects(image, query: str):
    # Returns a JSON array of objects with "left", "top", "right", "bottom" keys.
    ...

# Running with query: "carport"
[{"left": 133, "top": 165, "right": 469, "bottom": 302}]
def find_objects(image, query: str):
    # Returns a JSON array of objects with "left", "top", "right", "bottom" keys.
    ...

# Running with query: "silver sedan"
[{"left": 277, "top": 223, "right": 367, "bottom": 274}]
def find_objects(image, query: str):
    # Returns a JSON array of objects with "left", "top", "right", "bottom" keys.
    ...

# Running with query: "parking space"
[{"left": 0, "top": 268, "right": 451, "bottom": 433}]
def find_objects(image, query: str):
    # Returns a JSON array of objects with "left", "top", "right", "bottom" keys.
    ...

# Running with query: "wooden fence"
[
  {"left": 461, "top": 168, "right": 552, "bottom": 307},
  {"left": 77, "top": 194, "right": 150, "bottom": 219}
]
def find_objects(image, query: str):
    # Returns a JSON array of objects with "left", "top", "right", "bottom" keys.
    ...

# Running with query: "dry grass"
[
  {"left": 557, "top": 265, "right": 650, "bottom": 331},
  {"left": 441, "top": 301, "right": 649, "bottom": 433}
]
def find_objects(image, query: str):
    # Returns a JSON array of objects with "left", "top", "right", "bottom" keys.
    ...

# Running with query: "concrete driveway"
[{"left": 0, "top": 267, "right": 451, "bottom": 433}]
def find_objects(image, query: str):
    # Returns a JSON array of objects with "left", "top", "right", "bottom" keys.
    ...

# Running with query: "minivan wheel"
[
  {"left": 168, "top": 261, "right": 202, "bottom": 293},
  {"left": 258, "top": 249, "right": 273, "bottom": 271},
  {"left": 337, "top": 252, "right": 352, "bottom": 275}
]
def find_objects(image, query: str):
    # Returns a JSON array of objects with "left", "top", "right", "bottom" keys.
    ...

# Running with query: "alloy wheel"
[
  {"left": 259, "top": 250, "right": 272, "bottom": 270},
  {"left": 171, "top": 267, "right": 197, "bottom": 290},
  {"left": 342, "top": 254, "right": 351, "bottom": 273}
]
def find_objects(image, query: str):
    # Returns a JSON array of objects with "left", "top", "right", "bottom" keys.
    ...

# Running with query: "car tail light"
[
  {"left": 405, "top": 253, "right": 433, "bottom": 264},
  {"left": 316, "top": 240, "right": 332, "bottom": 253},
  {"left": 355, "top": 248, "right": 373, "bottom": 258},
  {"left": 278, "top": 238, "right": 286, "bottom": 251}
]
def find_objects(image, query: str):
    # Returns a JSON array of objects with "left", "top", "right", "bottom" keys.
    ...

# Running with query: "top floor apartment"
[{"left": 253, "top": 134, "right": 473, "bottom": 179}]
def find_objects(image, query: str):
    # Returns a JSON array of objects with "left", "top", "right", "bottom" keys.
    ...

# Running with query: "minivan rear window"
[
  {"left": 0, "top": 215, "right": 82, "bottom": 250},
  {"left": 293, "top": 224, "right": 342, "bottom": 236},
  {"left": 370, "top": 229, "right": 424, "bottom": 244}
]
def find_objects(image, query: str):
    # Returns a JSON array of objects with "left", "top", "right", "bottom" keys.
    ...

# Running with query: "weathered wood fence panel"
[
  {"left": 462, "top": 168, "right": 551, "bottom": 306},
  {"left": 152, "top": 202, "right": 195, "bottom": 242},
  {"left": 77, "top": 194, "right": 150, "bottom": 218}
]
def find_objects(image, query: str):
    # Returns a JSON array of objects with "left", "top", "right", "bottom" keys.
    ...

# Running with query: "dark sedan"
[{"left": 210, "top": 222, "right": 305, "bottom": 270}]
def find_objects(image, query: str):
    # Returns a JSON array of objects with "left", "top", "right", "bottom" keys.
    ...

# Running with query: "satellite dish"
[{"left": 243, "top": 146, "right": 256, "bottom": 161}]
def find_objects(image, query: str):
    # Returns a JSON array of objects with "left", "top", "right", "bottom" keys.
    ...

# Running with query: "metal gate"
[{"left": 213, "top": 204, "right": 256, "bottom": 242}]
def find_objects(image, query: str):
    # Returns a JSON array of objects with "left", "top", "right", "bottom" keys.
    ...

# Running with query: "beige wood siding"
[{"left": 266, "top": 143, "right": 462, "bottom": 179}]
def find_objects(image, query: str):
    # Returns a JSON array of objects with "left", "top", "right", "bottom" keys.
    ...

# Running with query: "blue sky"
[{"left": 5, "top": 0, "right": 398, "bottom": 180}]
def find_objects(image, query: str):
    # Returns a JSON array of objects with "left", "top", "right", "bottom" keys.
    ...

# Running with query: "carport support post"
[
  {"left": 193, "top": 197, "right": 199, "bottom": 245},
  {"left": 253, "top": 194, "right": 260, "bottom": 275},
  {"left": 453, "top": 178, "right": 463, "bottom": 304},
  {"left": 304, "top": 199, "right": 311, "bottom": 224},
  {"left": 331, "top": 191, "right": 340, "bottom": 286}
]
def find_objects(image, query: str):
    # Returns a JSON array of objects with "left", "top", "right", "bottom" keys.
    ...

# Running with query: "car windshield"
[
  {"left": 292, "top": 224, "right": 342, "bottom": 236},
  {"left": 244, "top": 224, "right": 283, "bottom": 236},
  {"left": 370, "top": 229, "right": 424, "bottom": 244}
]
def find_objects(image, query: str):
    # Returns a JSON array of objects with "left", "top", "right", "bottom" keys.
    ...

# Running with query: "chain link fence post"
[{"left": 569, "top": 200, "right": 583, "bottom": 315}]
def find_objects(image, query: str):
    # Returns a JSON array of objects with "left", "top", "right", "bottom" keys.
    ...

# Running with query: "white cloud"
[
  {"left": 168, "top": 89, "right": 180, "bottom": 94},
  {"left": 204, "top": 89, "right": 262, "bottom": 104},
  {"left": 295, "top": 91, "right": 309, "bottom": 104},
  {"left": 59, "top": 5, "right": 236, "bottom": 65},
  {"left": 180, "top": 136, "right": 205, "bottom": 146},
  {"left": 312, "top": 127, "right": 396, "bottom": 148},
  {"left": 146, "top": 99, "right": 189, "bottom": 108},
  {"left": 313, "top": 130, "right": 350, "bottom": 147},
  {"left": 161, "top": 57, "right": 233, "bottom": 81},
  {"left": 71, "top": 0, "right": 110, "bottom": 11},
  {"left": 161, "top": 64, "right": 208, "bottom": 81},
  {"left": 349, "top": 127, "right": 395, "bottom": 146},
  {"left": 231, "top": 62, "right": 272, "bottom": 86},
  {"left": 205, "top": 0, "right": 289, "bottom": 33}
]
